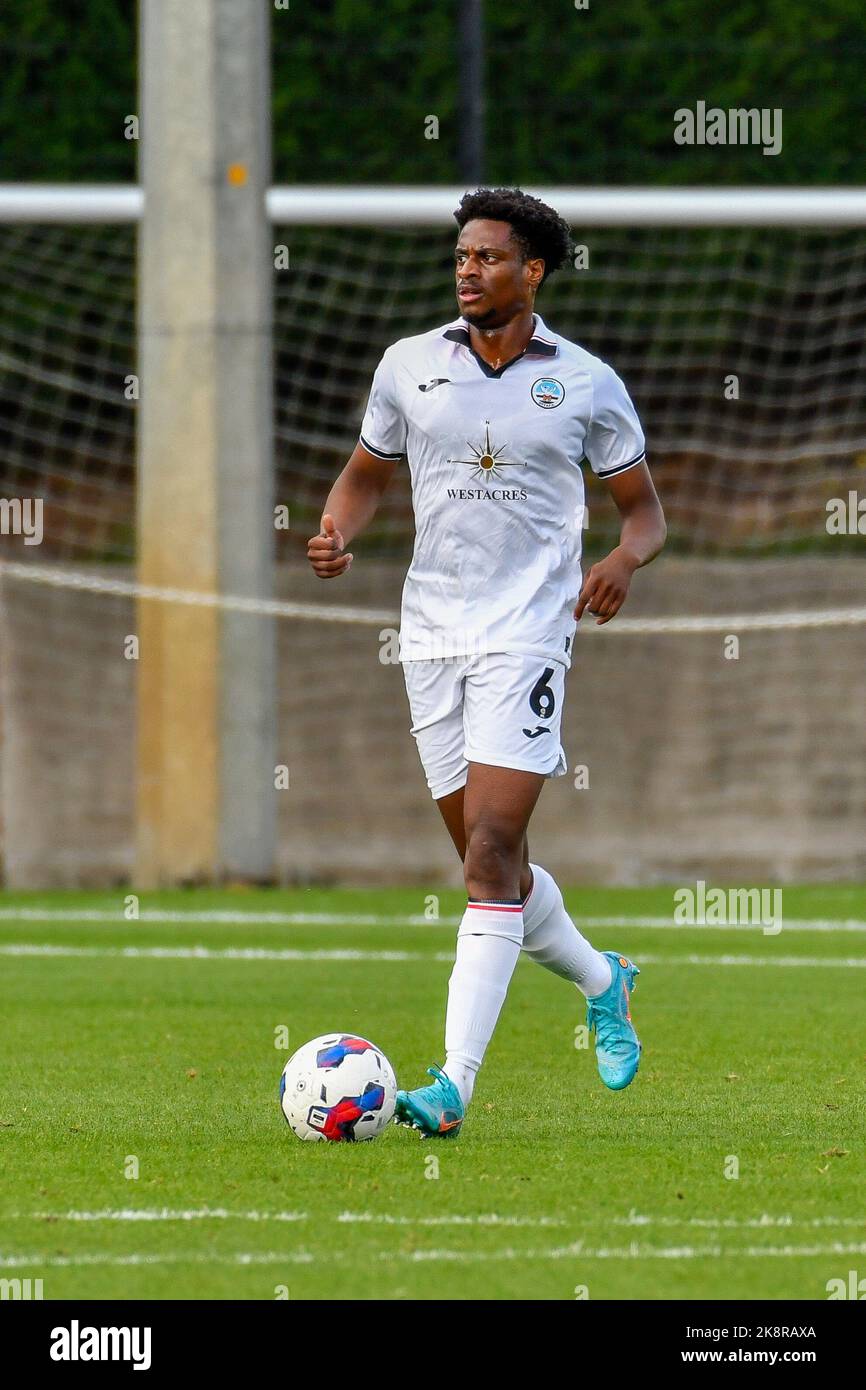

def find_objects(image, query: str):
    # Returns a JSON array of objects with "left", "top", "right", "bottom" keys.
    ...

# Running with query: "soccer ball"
[{"left": 279, "top": 1033, "right": 397, "bottom": 1142}]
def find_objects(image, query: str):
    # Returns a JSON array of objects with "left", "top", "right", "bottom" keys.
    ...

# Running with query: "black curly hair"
[{"left": 453, "top": 186, "right": 574, "bottom": 286}]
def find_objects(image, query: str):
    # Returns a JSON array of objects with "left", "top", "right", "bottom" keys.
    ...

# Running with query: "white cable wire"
[{"left": 2, "top": 559, "right": 864, "bottom": 633}]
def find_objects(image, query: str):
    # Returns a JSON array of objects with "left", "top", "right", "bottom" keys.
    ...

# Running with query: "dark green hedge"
[{"left": 0, "top": 0, "right": 863, "bottom": 184}]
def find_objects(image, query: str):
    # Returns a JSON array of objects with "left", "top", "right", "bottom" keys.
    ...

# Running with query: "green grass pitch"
[{"left": 1, "top": 885, "right": 864, "bottom": 1301}]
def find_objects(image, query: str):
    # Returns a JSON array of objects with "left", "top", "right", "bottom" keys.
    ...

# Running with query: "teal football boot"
[
  {"left": 393, "top": 1063, "right": 465, "bottom": 1138},
  {"left": 586, "top": 952, "right": 642, "bottom": 1090}
]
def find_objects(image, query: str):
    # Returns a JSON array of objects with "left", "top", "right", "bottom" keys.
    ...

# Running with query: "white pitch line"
[
  {"left": 13, "top": 1207, "right": 861, "bottom": 1233},
  {"left": 574, "top": 918, "right": 866, "bottom": 934},
  {"left": 1, "top": 907, "right": 865, "bottom": 933},
  {"left": 3, "top": 1240, "right": 866, "bottom": 1269},
  {"left": 0, "top": 908, "right": 450, "bottom": 927},
  {"left": 637, "top": 953, "right": 866, "bottom": 968},
  {"left": 334, "top": 1212, "right": 567, "bottom": 1228},
  {"left": 0, "top": 945, "right": 454, "bottom": 962},
  {"left": 0, "top": 1250, "right": 314, "bottom": 1269},
  {"left": 614, "top": 1212, "right": 866, "bottom": 1231},
  {"left": 1, "top": 944, "right": 865, "bottom": 968},
  {"left": 20, "top": 1208, "right": 308, "bottom": 1224},
  {"left": 11, "top": 1208, "right": 563, "bottom": 1230},
  {"left": 395, "top": 1240, "right": 866, "bottom": 1262}
]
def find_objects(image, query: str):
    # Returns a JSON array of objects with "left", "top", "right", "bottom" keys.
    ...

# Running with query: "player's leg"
[
  {"left": 399, "top": 652, "right": 639, "bottom": 1130},
  {"left": 461, "top": 761, "right": 543, "bottom": 900},
  {"left": 520, "top": 864, "right": 612, "bottom": 994},
  {"left": 435, "top": 771, "right": 641, "bottom": 1106},
  {"left": 454, "top": 652, "right": 640, "bottom": 1093},
  {"left": 434, "top": 783, "right": 532, "bottom": 901},
  {"left": 436, "top": 762, "right": 544, "bottom": 1111},
  {"left": 395, "top": 658, "right": 474, "bottom": 1135},
  {"left": 423, "top": 652, "right": 570, "bottom": 1126},
  {"left": 396, "top": 763, "right": 543, "bottom": 1136},
  {"left": 439, "top": 785, "right": 621, "bottom": 1019},
  {"left": 433, "top": 786, "right": 467, "bottom": 858},
  {"left": 399, "top": 655, "right": 563, "bottom": 1133},
  {"left": 520, "top": 861, "right": 641, "bottom": 1090}
]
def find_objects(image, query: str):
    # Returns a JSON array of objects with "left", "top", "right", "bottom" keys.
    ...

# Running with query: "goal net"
[{"left": 1, "top": 214, "right": 865, "bottom": 885}]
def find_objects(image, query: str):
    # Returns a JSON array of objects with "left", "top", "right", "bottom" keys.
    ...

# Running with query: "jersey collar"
[{"left": 441, "top": 312, "right": 558, "bottom": 379}]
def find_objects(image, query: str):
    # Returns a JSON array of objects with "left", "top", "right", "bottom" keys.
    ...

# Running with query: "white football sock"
[
  {"left": 442, "top": 900, "right": 524, "bottom": 1109},
  {"left": 521, "top": 863, "right": 612, "bottom": 997}
]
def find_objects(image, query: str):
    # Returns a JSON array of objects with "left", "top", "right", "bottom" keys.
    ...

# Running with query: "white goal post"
[
  {"left": 2, "top": 183, "right": 866, "bottom": 888},
  {"left": 2, "top": 183, "right": 866, "bottom": 226}
]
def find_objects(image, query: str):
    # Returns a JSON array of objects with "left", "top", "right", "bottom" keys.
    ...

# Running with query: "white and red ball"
[{"left": 279, "top": 1033, "right": 397, "bottom": 1142}]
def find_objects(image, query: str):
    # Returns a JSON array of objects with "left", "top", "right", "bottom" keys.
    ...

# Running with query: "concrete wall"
[{"left": 1, "top": 556, "right": 864, "bottom": 887}]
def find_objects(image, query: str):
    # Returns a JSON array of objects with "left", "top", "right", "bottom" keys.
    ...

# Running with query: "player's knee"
[{"left": 463, "top": 823, "right": 523, "bottom": 899}]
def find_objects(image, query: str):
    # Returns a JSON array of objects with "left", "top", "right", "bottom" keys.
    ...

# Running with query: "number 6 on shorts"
[{"left": 529, "top": 666, "right": 557, "bottom": 720}]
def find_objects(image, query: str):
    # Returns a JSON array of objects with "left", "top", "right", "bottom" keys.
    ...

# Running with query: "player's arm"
[
  {"left": 574, "top": 461, "right": 666, "bottom": 625},
  {"left": 306, "top": 441, "right": 399, "bottom": 579}
]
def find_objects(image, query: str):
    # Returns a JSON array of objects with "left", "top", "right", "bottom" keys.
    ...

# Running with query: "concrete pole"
[{"left": 136, "top": 0, "right": 275, "bottom": 885}]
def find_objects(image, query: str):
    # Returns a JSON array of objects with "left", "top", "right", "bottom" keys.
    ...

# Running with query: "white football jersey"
[{"left": 359, "top": 312, "right": 646, "bottom": 667}]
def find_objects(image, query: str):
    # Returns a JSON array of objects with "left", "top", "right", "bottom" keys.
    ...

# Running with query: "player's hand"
[
  {"left": 307, "top": 513, "right": 353, "bottom": 578},
  {"left": 574, "top": 545, "right": 639, "bottom": 625}
]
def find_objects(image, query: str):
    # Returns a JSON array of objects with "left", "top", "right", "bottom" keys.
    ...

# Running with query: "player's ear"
[{"left": 526, "top": 258, "right": 544, "bottom": 291}]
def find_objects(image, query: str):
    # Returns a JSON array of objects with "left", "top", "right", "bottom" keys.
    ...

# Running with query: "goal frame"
[{"left": 2, "top": 184, "right": 866, "bottom": 227}]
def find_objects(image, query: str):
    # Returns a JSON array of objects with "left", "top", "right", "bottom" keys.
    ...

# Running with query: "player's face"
[{"left": 454, "top": 219, "right": 543, "bottom": 327}]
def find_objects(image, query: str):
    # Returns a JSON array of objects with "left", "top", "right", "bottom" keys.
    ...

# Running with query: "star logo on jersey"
[{"left": 447, "top": 420, "right": 527, "bottom": 481}]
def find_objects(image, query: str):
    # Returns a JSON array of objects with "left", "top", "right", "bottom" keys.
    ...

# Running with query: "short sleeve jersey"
[{"left": 359, "top": 312, "right": 646, "bottom": 667}]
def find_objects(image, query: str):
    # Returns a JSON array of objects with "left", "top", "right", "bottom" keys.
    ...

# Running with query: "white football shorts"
[{"left": 402, "top": 651, "right": 569, "bottom": 800}]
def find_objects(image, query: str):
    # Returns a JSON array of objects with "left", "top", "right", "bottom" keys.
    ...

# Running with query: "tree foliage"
[{"left": 0, "top": 0, "right": 862, "bottom": 184}]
